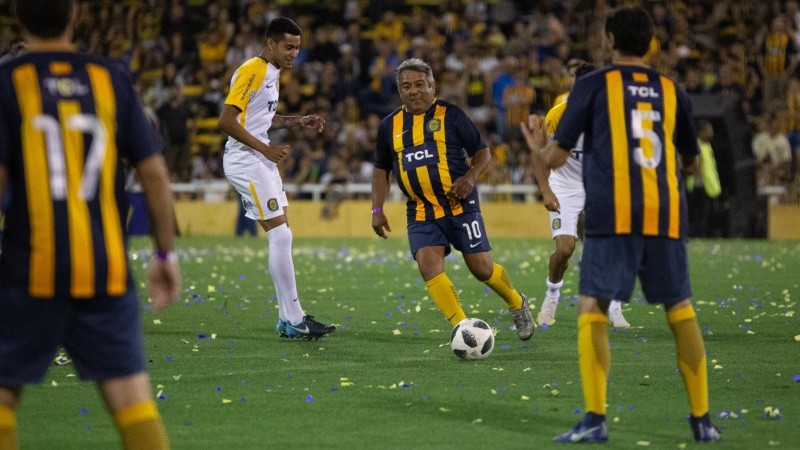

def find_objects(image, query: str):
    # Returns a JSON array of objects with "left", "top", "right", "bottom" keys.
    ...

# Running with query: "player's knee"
[{"left": 553, "top": 241, "right": 575, "bottom": 261}]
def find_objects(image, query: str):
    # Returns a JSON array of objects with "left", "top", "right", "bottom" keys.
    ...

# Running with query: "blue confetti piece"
[
  {"left": 305, "top": 395, "right": 314, "bottom": 403},
  {"left": 79, "top": 408, "right": 89, "bottom": 415},
  {"left": 540, "top": 323, "right": 549, "bottom": 330},
  {"left": 198, "top": 334, "right": 206, "bottom": 339},
  {"left": 158, "top": 394, "right": 168, "bottom": 400},
  {"left": 165, "top": 356, "right": 173, "bottom": 361},
  {"left": 793, "top": 373, "right": 800, "bottom": 383},
  {"left": 573, "top": 408, "right": 583, "bottom": 415},
  {"left": 215, "top": 386, "right": 222, "bottom": 391}
]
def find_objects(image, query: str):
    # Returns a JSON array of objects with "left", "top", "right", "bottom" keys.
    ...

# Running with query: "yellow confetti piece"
[
  {"left": 415, "top": 304, "right": 421, "bottom": 313},
  {"left": 471, "top": 418, "right": 483, "bottom": 424},
  {"left": 613, "top": 417, "right": 619, "bottom": 423},
  {"left": 795, "top": 334, "right": 800, "bottom": 342},
  {"left": 491, "top": 389, "right": 497, "bottom": 395},
  {"left": 392, "top": 329, "right": 401, "bottom": 335},
  {"left": 222, "top": 399, "right": 232, "bottom": 404},
  {"left": 341, "top": 381, "right": 354, "bottom": 387},
  {"left": 439, "top": 407, "right": 450, "bottom": 412},
  {"left": 153, "top": 319, "right": 161, "bottom": 325},
  {"left": 678, "top": 443, "right": 687, "bottom": 449},
  {"left": 211, "top": 334, "right": 217, "bottom": 339},
  {"left": 636, "top": 441, "right": 650, "bottom": 446},
  {"left": 523, "top": 367, "right": 532, "bottom": 372},
  {"left": 389, "top": 383, "right": 397, "bottom": 389},
  {"left": 172, "top": 375, "right": 181, "bottom": 381},
  {"left": 207, "top": 285, "right": 216, "bottom": 293},
  {"left": 551, "top": 389, "right": 559, "bottom": 396},
  {"left": 520, "top": 395, "right": 529, "bottom": 401},
  {"left": 51, "top": 380, "right": 58, "bottom": 387},
  {"left": 713, "top": 365, "right": 723, "bottom": 370},
  {"left": 747, "top": 330, "right": 755, "bottom": 335},
  {"left": 157, "top": 384, "right": 164, "bottom": 389},
  {"left": 785, "top": 311, "right": 794, "bottom": 317}
]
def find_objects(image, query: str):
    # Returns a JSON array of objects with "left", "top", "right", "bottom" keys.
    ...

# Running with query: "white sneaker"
[
  {"left": 537, "top": 296, "right": 559, "bottom": 326},
  {"left": 608, "top": 301, "right": 631, "bottom": 328}
]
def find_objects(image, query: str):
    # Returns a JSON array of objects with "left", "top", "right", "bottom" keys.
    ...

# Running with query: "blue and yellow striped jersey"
[
  {"left": 554, "top": 65, "right": 699, "bottom": 239},
  {"left": 0, "top": 51, "right": 161, "bottom": 298},
  {"left": 375, "top": 99, "right": 486, "bottom": 222}
]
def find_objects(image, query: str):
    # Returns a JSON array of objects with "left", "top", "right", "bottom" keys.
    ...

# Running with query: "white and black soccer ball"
[{"left": 450, "top": 318, "right": 494, "bottom": 360}]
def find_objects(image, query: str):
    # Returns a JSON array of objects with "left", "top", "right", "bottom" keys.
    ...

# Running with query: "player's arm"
[
  {"left": 371, "top": 167, "right": 392, "bottom": 239},
  {"left": 452, "top": 147, "right": 489, "bottom": 200},
  {"left": 272, "top": 114, "right": 325, "bottom": 132},
  {"left": 371, "top": 120, "right": 393, "bottom": 239},
  {"left": 218, "top": 104, "right": 289, "bottom": 163},
  {"left": 521, "top": 114, "right": 560, "bottom": 212},
  {"left": 136, "top": 154, "right": 181, "bottom": 310}
]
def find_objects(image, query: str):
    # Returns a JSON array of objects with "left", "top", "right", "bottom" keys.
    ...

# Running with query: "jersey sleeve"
[
  {"left": 545, "top": 102, "right": 565, "bottom": 140},
  {"left": 374, "top": 118, "right": 394, "bottom": 171},
  {"left": 554, "top": 77, "right": 593, "bottom": 150},
  {"left": 224, "top": 61, "right": 265, "bottom": 112},
  {"left": 452, "top": 105, "right": 486, "bottom": 156}
]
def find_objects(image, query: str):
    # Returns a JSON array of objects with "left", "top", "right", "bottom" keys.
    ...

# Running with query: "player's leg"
[
  {"left": 66, "top": 291, "right": 168, "bottom": 449},
  {"left": 411, "top": 221, "right": 465, "bottom": 326},
  {"left": 229, "top": 167, "right": 333, "bottom": 338},
  {"left": 539, "top": 193, "right": 581, "bottom": 326},
  {"left": 640, "top": 238, "right": 719, "bottom": 441},
  {"left": 450, "top": 213, "right": 533, "bottom": 339},
  {"left": 608, "top": 300, "right": 631, "bottom": 328},
  {"left": 0, "top": 387, "right": 20, "bottom": 449},
  {"left": 98, "top": 373, "right": 168, "bottom": 450},
  {"left": 555, "top": 235, "right": 639, "bottom": 442}
]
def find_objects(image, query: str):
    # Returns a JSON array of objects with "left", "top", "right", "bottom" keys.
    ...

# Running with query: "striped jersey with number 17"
[{"left": 0, "top": 51, "right": 161, "bottom": 299}]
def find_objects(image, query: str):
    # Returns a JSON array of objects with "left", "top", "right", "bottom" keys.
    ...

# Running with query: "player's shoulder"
[
  {"left": 237, "top": 57, "right": 268, "bottom": 74},
  {"left": 546, "top": 100, "right": 567, "bottom": 123}
]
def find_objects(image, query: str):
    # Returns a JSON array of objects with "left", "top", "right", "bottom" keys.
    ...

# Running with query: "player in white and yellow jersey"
[
  {"left": 523, "top": 61, "right": 630, "bottom": 329},
  {"left": 218, "top": 17, "right": 335, "bottom": 340}
]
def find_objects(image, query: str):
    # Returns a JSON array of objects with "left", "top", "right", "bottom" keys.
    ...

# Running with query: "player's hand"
[
  {"left": 372, "top": 211, "right": 391, "bottom": 239},
  {"left": 301, "top": 114, "right": 325, "bottom": 133},
  {"left": 520, "top": 114, "right": 547, "bottom": 152},
  {"left": 263, "top": 144, "right": 290, "bottom": 163},
  {"left": 148, "top": 257, "right": 181, "bottom": 311},
  {"left": 542, "top": 189, "right": 561, "bottom": 213},
  {"left": 449, "top": 174, "right": 476, "bottom": 201}
]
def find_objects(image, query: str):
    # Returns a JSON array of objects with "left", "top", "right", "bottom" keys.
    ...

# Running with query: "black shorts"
[
  {"left": 407, "top": 212, "right": 492, "bottom": 259},
  {"left": 0, "top": 282, "right": 145, "bottom": 384},
  {"left": 579, "top": 234, "right": 691, "bottom": 306}
]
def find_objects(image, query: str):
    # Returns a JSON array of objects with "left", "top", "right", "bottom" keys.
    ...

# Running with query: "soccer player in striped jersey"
[
  {"left": 371, "top": 58, "right": 534, "bottom": 341},
  {"left": 523, "top": 60, "right": 631, "bottom": 329},
  {"left": 0, "top": 1, "right": 181, "bottom": 448},
  {"left": 524, "top": 5, "right": 720, "bottom": 443},
  {"left": 218, "top": 17, "right": 334, "bottom": 340}
]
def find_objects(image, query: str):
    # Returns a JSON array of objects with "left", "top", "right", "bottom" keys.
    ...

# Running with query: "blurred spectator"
[
  {"left": 687, "top": 121, "right": 724, "bottom": 237},
  {"left": 502, "top": 65, "right": 535, "bottom": 141},
  {"left": 752, "top": 111, "right": 794, "bottom": 191},
  {"left": 759, "top": 15, "right": 798, "bottom": 107},
  {"left": 156, "top": 85, "right": 194, "bottom": 182}
]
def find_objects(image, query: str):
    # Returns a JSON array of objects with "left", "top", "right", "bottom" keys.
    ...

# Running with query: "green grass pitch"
[{"left": 16, "top": 237, "right": 800, "bottom": 449}]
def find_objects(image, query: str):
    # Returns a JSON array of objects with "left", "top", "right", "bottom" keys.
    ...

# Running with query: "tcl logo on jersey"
[
  {"left": 626, "top": 86, "right": 659, "bottom": 98},
  {"left": 266, "top": 100, "right": 277, "bottom": 112},
  {"left": 401, "top": 142, "right": 439, "bottom": 171}
]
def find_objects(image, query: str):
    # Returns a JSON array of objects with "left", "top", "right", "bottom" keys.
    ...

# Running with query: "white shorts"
[
  {"left": 549, "top": 190, "right": 585, "bottom": 238},
  {"left": 226, "top": 165, "right": 288, "bottom": 221}
]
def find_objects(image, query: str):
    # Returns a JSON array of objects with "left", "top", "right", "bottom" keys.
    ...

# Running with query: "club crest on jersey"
[
  {"left": 426, "top": 119, "right": 441, "bottom": 132},
  {"left": 267, "top": 198, "right": 279, "bottom": 211},
  {"left": 552, "top": 218, "right": 561, "bottom": 230}
]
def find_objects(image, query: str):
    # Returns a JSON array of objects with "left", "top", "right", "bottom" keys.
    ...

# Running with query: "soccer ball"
[{"left": 450, "top": 318, "right": 494, "bottom": 360}]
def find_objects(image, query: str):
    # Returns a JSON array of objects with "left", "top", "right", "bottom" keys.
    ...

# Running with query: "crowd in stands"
[{"left": 1, "top": 0, "right": 800, "bottom": 205}]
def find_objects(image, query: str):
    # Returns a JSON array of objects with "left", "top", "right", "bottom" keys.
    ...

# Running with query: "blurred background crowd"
[{"left": 0, "top": 0, "right": 799, "bottom": 208}]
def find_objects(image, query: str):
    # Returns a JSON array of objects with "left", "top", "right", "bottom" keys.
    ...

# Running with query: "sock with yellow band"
[
  {"left": 578, "top": 313, "right": 610, "bottom": 415},
  {"left": 667, "top": 304, "right": 710, "bottom": 417},
  {"left": 482, "top": 263, "right": 523, "bottom": 310},
  {"left": 114, "top": 400, "right": 169, "bottom": 450},
  {"left": 0, "top": 404, "right": 18, "bottom": 450},
  {"left": 425, "top": 273, "right": 466, "bottom": 326}
]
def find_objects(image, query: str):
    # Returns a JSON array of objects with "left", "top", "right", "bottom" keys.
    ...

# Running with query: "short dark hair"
[
  {"left": 605, "top": 5, "right": 653, "bottom": 57},
  {"left": 572, "top": 61, "right": 597, "bottom": 80},
  {"left": 264, "top": 17, "right": 302, "bottom": 42},
  {"left": 14, "top": 0, "right": 74, "bottom": 39}
]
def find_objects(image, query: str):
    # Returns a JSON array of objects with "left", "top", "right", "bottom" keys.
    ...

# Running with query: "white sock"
[
  {"left": 609, "top": 300, "right": 622, "bottom": 312},
  {"left": 267, "top": 224, "right": 305, "bottom": 324},
  {"left": 545, "top": 278, "right": 563, "bottom": 298}
]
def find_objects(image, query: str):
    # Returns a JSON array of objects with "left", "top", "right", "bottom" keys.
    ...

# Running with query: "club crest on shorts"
[
  {"left": 426, "top": 118, "right": 441, "bottom": 132},
  {"left": 552, "top": 218, "right": 561, "bottom": 230},
  {"left": 267, "top": 198, "right": 279, "bottom": 211}
]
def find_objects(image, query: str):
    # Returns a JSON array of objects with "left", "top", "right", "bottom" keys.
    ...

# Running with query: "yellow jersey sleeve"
[
  {"left": 224, "top": 58, "right": 266, "bottom": 112},
  {"left": 545, "top": 101, "right": 567, "bottom": 139}
]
